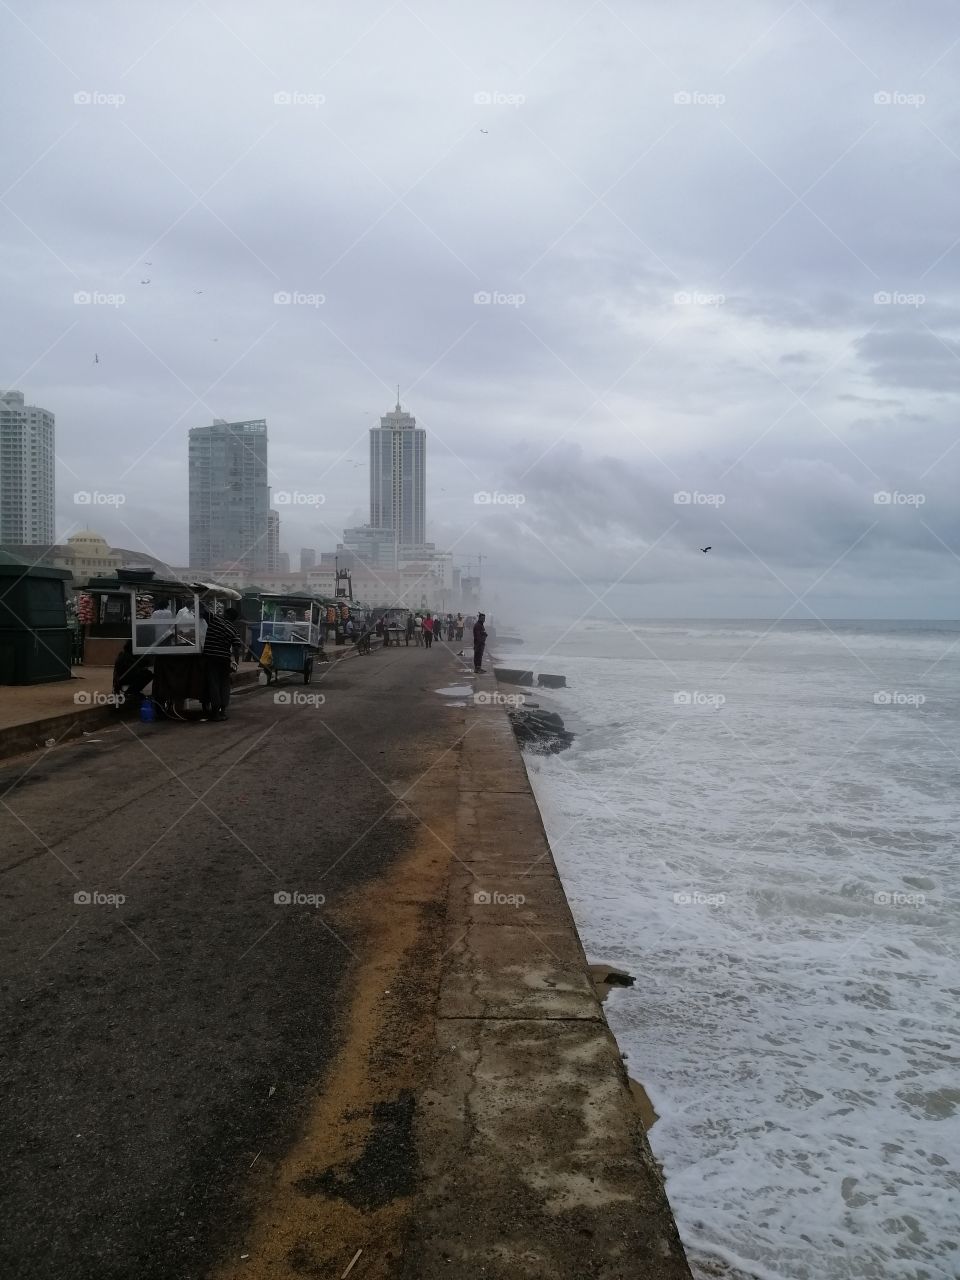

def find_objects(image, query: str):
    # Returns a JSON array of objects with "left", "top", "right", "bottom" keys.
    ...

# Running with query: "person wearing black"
[
  {"left": 405, "top": 612, "right": 414, "bottom": 646},
  {"left": 112, "top": 640, "right": 153, "bottom": 710},
  {"left": 202, "top": 607, "right": 241, "bottom": 721},
  {"left": 473, "top": 612, "right": 487, "bottom": 673}
]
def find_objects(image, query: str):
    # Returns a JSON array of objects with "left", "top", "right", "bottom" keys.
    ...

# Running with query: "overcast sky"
[{"left": 3, "top": 0, "right": 959, "bottom": 618}]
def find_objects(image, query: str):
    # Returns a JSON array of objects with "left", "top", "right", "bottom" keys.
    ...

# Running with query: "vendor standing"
[{"left": 202, "top": 607, "right": 241, "bottom": 722}]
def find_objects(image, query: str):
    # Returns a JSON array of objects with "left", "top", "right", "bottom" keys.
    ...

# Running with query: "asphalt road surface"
[{"left": 0, "top": 641, "right": 464, "bottom": 1280}]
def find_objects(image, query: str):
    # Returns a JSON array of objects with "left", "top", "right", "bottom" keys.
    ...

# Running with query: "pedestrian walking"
[
  {"left": 405, "top": 612, "right": 414, "bottom": 646},
  {"left": 473, "top": 612, "right": 487, "bottom": 673},
  {"left": 414, "top": 613, "right": 424, "bottom": 646},
  {"left": 455, "top": 613, "right": 464, "bottom": 641},
  {"left": 423, "top": 614, "right": 434, "bottom": 648}
]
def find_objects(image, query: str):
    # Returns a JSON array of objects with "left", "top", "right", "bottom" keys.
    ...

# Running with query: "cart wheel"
[{"left": 303, "top": 659, "right": 313, "bottom": 684}]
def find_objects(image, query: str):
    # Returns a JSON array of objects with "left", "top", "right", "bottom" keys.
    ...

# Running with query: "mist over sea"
[{"left": 513, "top": 619, "right": 960, "bottom": 1280}]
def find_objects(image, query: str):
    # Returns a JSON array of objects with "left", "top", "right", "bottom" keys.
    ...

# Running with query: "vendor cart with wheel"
[{"left": 256, "top": 594, "right": 326, "bottom": 684}]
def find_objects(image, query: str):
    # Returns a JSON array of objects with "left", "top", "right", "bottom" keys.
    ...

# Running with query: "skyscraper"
[
  {"left": 266, "top": 509, "right": 280, "bottom": 572},
  {"left": 300, "top": 547, "right": 316, "bottom": 572},
  {"left": 188, "top": 418, "right": 270, "bottom": 571},
  {"left": 0, "top": 390, "right": 55, "bottom": 545},
  {"left": 369, "top": 396, "right": 426, "bottom": 548}
]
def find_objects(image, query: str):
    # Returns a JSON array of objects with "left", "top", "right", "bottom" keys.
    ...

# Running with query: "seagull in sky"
[
  {"left": 140, "top": 278, "right": 150, "bottom": 285},
  {"left": 93, "top": 353, "right": 99, "bottom": 364},
  {"left": 700, "top": 546, "right": 712, "bottom": 553},
  {"left": 480, "top": 128, "right": 488, "bottom": 134}
]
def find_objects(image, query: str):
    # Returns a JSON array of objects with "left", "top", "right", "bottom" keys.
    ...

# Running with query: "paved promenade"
[{"left": 0, "top": 640, "right": 690, "bottom": 1279}]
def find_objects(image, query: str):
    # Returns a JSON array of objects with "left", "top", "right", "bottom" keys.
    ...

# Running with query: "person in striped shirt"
[{"left": 201, "top": 607, "right": 241, "bottom": 721}]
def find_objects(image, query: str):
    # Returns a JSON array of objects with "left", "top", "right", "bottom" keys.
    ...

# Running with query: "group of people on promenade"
[
  {"left": 380, "top": 609, "right": 487, "bottom": 672},
  {"left": 399, "top": 610, "right": 464, "bottom": 648}
]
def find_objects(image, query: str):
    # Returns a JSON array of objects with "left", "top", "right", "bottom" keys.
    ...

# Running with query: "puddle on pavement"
[{"left": 588, "top": 963, "right": 659, "bottom": 1130}]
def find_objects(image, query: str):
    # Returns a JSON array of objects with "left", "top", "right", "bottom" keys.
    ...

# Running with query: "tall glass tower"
[
  {"left": 369, "top": 396, "right": 426, "bottom": 548},
  {"left": 188, "top": 418, "right": 270, "bottom": 571},
  {"left": 0, "top": 390, "right": 55, "bottom": 545}
]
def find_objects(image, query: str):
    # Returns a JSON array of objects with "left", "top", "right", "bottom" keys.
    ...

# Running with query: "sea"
[{"left": 508, "top": 619, "right": 960, "bottom": 1280}]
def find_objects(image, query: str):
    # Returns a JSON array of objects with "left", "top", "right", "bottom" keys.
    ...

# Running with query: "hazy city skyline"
[{"left": 3, "top": 3, "right": 960, "bottom": 617}]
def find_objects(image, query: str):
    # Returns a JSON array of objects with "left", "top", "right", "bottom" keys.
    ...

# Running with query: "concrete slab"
[
  {"left": 438, "top": 923, "right": 599, "bottom": 1020},
  {"left": 406, "top": 1017, "right": 692, "bottom": 1279},
  {"left": 449, "top": 869, "right": 576, "bottom": 928}
]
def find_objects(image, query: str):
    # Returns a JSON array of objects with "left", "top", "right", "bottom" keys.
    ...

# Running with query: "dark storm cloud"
[{"left": 2, "top": 0, "right": 960, "bottom": 613}]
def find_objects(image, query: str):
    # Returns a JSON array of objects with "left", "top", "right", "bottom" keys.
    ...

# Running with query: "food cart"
[
  {"left": 84, "top": 571, "right": 241, "bottom": 710},
  {"left": 256, "top": 594, "right": 326, "bottom": 683}
]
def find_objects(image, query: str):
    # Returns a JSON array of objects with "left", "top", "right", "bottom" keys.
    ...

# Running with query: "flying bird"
[
  {"left": 144, "top": 261, "right": 152, "bottom": 265},
  {"left": 194, "top": 289, "right": 203, "bottom": 294},
  {"left": 700, "top": 546, "right": 712, "bottom": 553},
  {"left": 480, "top": 128, "right": 488, "bottom": 134},
  {"left": 93, "top": 353, "right": 99, "bottom": 364},
  {"left": 140, "top": 278, "right": 150, "bottom": 284}
]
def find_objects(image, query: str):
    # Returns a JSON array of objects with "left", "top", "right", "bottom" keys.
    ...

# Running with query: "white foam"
[
  {"left": 434, "top": 685, "right": 472, "bottom": 697},
  {"left": 524, "top": 624, "right": 960, "bottom": 1280}
]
